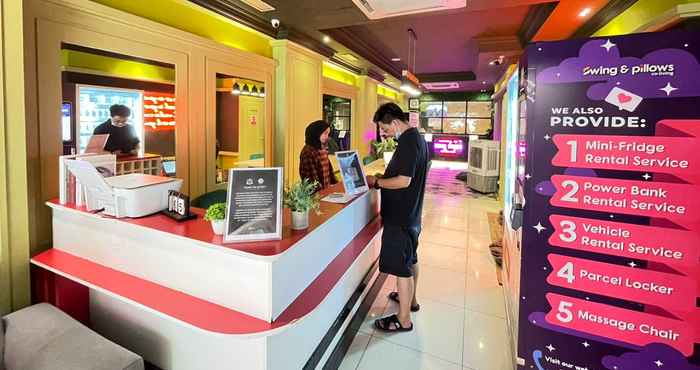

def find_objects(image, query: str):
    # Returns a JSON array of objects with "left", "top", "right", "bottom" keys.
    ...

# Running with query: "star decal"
[
  {"left": 629, "top": 261, "right": 638, "bottom": 268},
  {"left": 583, "top": 341, "right": 590, "bottom": 348},
  {"left": 655, "top": 360, "right": 664, "bottom": 367},
  {"left": 610, "top": 215, "right": 615, "bottom": 219},
  {"left": 684, "top": 43, "right": 689, "bottom": 48},
  {"left": 556, "top": 73, "right": 561, "bottom": 77},
  {"left": 643, "top": 173, "right": 651, "bottom": 180},
  {"left": 525, "top": 174, "right": 532, "bottom": 180},
  {"left": 544, "top": 134, "right": 551, "bottom": 141},
  {"left": 660, "top": 83, "right": 678, "bottom": 96},
  {"left": 546, "top": 344, "right": 556, "bottom": 352},
  {"left": 538, "top": 47, "right": 543, "bottom": 52},
  {"left": 601, "top": 40, "right": 617, "bottom": 52},
  {"left": 533, "top": 222, "right": 547, "bottom": 233},
  {"left": 585, "top": 297, "right": 590, "bottom": 300}
]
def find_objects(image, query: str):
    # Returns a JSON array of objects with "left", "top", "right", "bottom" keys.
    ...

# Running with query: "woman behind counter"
[{"left": 299, "top": 120, "right": 338, "bottom": 192}]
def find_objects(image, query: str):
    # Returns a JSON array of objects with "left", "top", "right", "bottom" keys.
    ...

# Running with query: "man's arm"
[{"left": 367, "top": 174, "right": 411, "bottom": 189}]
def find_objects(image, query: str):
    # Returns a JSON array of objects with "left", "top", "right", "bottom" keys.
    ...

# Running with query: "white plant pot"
[
  {"left": 383, "top": 151, "right": 394, "bottom": 167},
  {"left": 210, "top": 219, "right": 225, "bottom": 235},
  {"left": 291, "top": 210, "right": 309, "bottom": 230}
]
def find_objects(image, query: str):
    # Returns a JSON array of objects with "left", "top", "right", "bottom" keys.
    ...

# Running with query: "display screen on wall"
[
  {"left": 143, "top": 92, "right": 175, "bottom": 131},
  {"left": 420, "top": 99, "right": 492, "bottom": 135},
  {"left": 62, "top": 102, "right": 72, "bottom": 142}
]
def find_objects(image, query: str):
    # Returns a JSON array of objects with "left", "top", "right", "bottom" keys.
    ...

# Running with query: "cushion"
[{"left": 3, "top": 303, "right": 142, "bottom": 370}]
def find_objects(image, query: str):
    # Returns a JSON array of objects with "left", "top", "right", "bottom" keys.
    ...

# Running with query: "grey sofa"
[{"left": 1, "top": 303, "right": 143, "bottom": 370}]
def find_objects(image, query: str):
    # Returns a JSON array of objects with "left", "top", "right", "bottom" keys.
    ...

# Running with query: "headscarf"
[{"left": 305, "top": 120, "right": 331, "bottom": 150}]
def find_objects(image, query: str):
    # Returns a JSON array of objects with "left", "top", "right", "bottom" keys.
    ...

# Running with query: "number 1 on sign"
[{"left": 566, "top": 140, "right": 577, "bottom": 163}]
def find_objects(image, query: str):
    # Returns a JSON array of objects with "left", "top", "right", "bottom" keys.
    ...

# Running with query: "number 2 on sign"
[
  {"left": 561, "top": 180, "right": 579, "bottom": 203},
  {"left": 557, "top": 262, "right": 575, "bottom": 284}
]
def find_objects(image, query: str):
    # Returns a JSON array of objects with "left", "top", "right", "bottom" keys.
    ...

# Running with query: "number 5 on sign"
[
  {"left": 556, "top": 301, "right": 574, "bottom": 323},
  {"left": 557, "top": 262, "right": 575, "bottom": 284}
]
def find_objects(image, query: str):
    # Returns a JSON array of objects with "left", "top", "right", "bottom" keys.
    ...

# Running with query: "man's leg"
[
  {"left": 396, "top": 275, "right": 414, "bottom": 327},
  {"left": 411, "top": 264, "right": 419, "bottom": 307}
]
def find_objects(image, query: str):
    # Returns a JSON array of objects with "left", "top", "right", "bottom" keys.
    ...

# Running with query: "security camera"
[{"left": 271, "top": 18, "right": 280, "bottom": 29}]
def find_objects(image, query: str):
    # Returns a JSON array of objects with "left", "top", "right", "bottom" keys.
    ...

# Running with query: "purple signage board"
[
  {"left": 514, "top": 30, "right": 700, "bottom": 370},
  {"left": 432, "top": 135, "right": 466, "bottom": 159}
]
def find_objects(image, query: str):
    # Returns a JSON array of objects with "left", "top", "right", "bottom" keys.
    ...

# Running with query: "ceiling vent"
[
  {"left": 240, "top": 0, "right": 275, "bottom": 12},
  {"left": 422, "top": 82, "right": 461, "bottom": 90},
  {"left": 336, "top": 53, "right": 360, "bottom": 64},
  {"left": 351, "top": 0, "right": 466, "bottom": 20}
]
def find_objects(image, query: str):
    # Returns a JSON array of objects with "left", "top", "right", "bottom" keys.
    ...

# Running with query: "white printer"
[{"left": 65, "top": 160, "right": 183, "bottom": 218}]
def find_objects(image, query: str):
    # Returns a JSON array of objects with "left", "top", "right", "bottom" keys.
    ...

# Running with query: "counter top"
[{"left": 48, "top": 182, "right": 376, "bottom": 258}]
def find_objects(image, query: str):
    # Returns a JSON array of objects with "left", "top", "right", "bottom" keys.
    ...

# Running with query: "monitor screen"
[
  {"left": 335, "top": 150, "right": 368, "bottom": 196},
  {"left": 162, "top": 160, "right": 176, "bottom": 176}
]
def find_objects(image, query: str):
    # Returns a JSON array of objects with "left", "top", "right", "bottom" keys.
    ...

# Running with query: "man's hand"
[{"left": 366, "top": 175, "right": 377, "bottom": 188}]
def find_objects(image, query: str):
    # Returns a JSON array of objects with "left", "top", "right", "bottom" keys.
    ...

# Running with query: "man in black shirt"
[
  {"left": 93, "top": 104, "right": 140, "bottom": 155},
  {"left": 367, "top": 103, "right": 428, "bottom": 333}
]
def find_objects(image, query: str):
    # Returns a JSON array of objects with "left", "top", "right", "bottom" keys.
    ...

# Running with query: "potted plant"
[
  {"left": 204, "top": 202, "right": 227, "bottom": 235},
  {"left": 284, "top": 178, "right": 320, "bottom": 230},
  {"left": 373, "top": 137, "right": 398, "bottom": 166}
]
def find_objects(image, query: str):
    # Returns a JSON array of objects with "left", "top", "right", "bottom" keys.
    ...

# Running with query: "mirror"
[
  {"left": 61, "top": 43, "right": 177, "bottom": 177},
  {"left": 215, "top": 73, "right": 266, "bottom": 184}
]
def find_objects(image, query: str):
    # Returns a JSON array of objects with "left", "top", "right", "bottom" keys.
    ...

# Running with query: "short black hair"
[
  {"left": 373, "top": 102, "right": 408, "bottom": 124},
  {"left": 110, "top": 104, "right": 131, "bottom": 118}
]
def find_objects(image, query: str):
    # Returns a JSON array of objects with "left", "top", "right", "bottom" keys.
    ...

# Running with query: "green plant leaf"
[
  {"left": 204, "top": 202, "right": 227, "bottom": 221},
  {"left": 284, "top": 178, "right": 321, "bottom": 212}
]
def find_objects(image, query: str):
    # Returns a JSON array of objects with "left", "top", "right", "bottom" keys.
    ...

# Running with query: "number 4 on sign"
[{"left": 557, "top": 262, "right": 575, "bottom": 284}]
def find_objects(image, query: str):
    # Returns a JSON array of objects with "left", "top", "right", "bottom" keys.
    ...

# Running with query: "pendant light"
[
  {"left": 251, "top": 85, "right": 259, "bottom": 97},
  {"left": 242, "top": 84, "right": 251, "bottom": 95},
  {"left": 232, "top": 82, "right": 241, "bottom": 95},
  {"left": 259, "top": 87, "right": 266, "bottom": 98}
]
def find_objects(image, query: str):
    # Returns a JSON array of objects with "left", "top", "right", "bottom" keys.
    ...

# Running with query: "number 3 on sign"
[
  {"left": 559, "top": 220, "right": 577, "bottom": 242},
  {"left": 556, "top": 301, "right": 574, "bottom": 323},
  {"left": 557, "top": 262, "right": 575, "bottom": 284}
]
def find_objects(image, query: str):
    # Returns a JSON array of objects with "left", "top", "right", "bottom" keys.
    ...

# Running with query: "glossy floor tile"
[{"left": 339, "top": 165, "right": 512, "bottom": 370}]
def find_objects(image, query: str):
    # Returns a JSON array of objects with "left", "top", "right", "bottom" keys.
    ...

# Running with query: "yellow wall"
[
  {"left": 355, "top": 76, "right": 379, "bottom": 159},
  {"left": 62, "top": 49, "right": 176, "bottom": 82},
  {"left": 594, "top": 0, "right": 699, "bottom": 36},
  {"left": 90, "top": 0, "right": 273, "bottom": 57},
  {"left": 238, "top": 96, "right": 266, "bottom": 162},
  {"left": 322, "top": 62, "right": 357, "bottom": 86},
  {"left": 1, "top": 0, "right": 32, "bottom": 314},
  {"left": 377, "top": 85, "right": 400, "bottom": 100}
]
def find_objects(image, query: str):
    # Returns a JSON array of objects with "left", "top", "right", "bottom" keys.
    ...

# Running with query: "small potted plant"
[
  {"left": 284, "top": 178, "right": 320, "bottom": 230},
  {"left": 373, "top": 137, "right": 398, "bottom": 166},
  {"left": 204, "top": 202, "right": 227, "bottom": 235}
]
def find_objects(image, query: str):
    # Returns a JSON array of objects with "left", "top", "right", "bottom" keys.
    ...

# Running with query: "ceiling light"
[
  {"left": 322, "top": 35, "right": 331, "bottom": 44},
  {"left": 578, "top": 7, "right": 592, "bottom": 17},
  {"left": 232, "top": 82, "right": 241, "bottom": 95},
  {"left": 259, "top": 87, "right": 265, "bottom": 98},
  {"left": 251, "top": 85, "right": 259, "bottom": 97},
  {"left": 241, "top": 84, "right": 251, "bottom": 95},
  {"left": 391, "top": 58, "right": 401, "bottom": 62}
]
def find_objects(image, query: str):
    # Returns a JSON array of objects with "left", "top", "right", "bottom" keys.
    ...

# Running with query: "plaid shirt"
[{"left": 300, "top": 145, "right": 337, "bottom": 190}]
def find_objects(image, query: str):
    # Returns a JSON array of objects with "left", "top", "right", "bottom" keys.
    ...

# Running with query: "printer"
[{"left": 65, "top": 160, "right": 183, "bottom": 218}]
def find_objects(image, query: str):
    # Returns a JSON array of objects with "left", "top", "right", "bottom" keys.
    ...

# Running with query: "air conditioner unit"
[
  {"left": 352, "top": 0, "right": 466, "bottom": 20},
  {"left": 466, "top": 140, "right": 500, "bottom": 193}
]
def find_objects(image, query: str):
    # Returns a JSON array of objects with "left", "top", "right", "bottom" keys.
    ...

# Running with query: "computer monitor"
[
  {"left": 83, "top": 134, "right": 109, "bottom": 154},
  {"left": 162, "top": 160, "right": 176, "bottom": 177},
  {"left": 335, "top": 150, "right": 369, "bottom": 196}
]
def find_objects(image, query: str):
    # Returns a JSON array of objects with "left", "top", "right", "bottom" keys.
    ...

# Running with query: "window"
[
  {"left": 419, "top": 99, "right": 492, "bottom": 135},
  {"left": 323, "top": 95, "right": 351, "bottom": 153}
]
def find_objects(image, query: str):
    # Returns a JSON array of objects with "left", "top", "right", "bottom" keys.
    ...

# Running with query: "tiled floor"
[{"left": 339, "top": 161, "right": 513, "bottom": 370}]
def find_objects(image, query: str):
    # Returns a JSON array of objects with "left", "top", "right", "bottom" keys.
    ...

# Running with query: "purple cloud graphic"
[
  {"left": 602, "top": 343, "right": 700, "bottom": 370},
  {"left": 537, "top": 39, "right": 700, "bottom": 101}
]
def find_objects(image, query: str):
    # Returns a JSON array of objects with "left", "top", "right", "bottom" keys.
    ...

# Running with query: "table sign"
[
  {"left": 223, "top": 168, "right": 282, "bottom": 243},
  {"left": 162, "top": 190, "right": 196, "bottom": 221}
]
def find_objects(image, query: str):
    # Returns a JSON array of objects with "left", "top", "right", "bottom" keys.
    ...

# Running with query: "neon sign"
[
  {"left": 433, "top": 137, "right": 465, "bottom": 157},
  {"left": 143, "top": 92, "right": 176, "bottom": 131}
]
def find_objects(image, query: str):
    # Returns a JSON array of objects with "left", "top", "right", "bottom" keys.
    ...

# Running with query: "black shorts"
[{"left": 379, "top": 224, "right": 421, "bottom": 278}]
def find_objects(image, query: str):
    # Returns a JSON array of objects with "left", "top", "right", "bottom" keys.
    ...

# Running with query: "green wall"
[
  {"left": 90, "top": 0, "right": 273, "bottom": 57},
  {"left": 595, "top": 0, "right": 700, "bottom": 36}
]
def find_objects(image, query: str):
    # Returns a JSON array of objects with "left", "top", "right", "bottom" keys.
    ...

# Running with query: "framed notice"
[{"left": 224, "top": 167, "right": 282, "bottom": 243}]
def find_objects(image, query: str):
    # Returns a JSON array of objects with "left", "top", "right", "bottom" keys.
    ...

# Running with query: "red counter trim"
[
  {"left": 31, "top": 217, "right": 382, "bottom": 335},
  {"left": 48, "top": 185, "right": 377, "bottom": 257}
]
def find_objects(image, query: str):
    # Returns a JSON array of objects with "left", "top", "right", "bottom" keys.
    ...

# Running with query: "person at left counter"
[
  {"left": 93, "top": 104, "right": 140, "bottom": 155},
  {"left": 299, "top": 120, "right": 338, "bottom": 192}
]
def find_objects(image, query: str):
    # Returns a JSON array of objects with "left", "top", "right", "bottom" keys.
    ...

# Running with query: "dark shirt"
[
  {"left": 93, "top": 120, "right": 140, "bottom": 153},
  {"left": 380, "top": 128, "right": 428, "bottom": 227}
]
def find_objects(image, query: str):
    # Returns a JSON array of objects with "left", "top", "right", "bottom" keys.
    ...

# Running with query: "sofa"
[{"left": 1, "top": 303, "right": 143, "bottom": 370}]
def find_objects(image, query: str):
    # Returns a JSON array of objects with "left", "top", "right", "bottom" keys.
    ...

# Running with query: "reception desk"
[{"left": 31, "top": 183, "right": 382, "bottom": 370}]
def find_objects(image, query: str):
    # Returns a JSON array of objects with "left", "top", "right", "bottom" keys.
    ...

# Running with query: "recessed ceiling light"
[
  {"left": 578, "top": 7, "right": 592, "bottom": 17},
  {"left": 391, "top": 58, "right": 401, "bottom": 62},
  {"left": 322, "top": 35, "right": 331, "bottom": 44}
]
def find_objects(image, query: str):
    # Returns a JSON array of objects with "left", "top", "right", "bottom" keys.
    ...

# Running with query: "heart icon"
[{"left": 617, "top": 93, "right": 632, "bottom": 104}]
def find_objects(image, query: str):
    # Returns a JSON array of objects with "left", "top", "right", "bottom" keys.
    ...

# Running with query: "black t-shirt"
[
  {"left": 380, "top": 128, "right": 428, "bottom": 227},
  {"left": 93, "top": 120, "right": 140, "bottom": 153}
]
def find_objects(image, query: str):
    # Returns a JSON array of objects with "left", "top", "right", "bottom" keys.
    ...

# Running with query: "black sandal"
[
  {"left": 374, "top": 314, "right": 414, "bottom": 332},
  {"left": 388, "top": 292, "right": 420, "bottom": 312}
]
